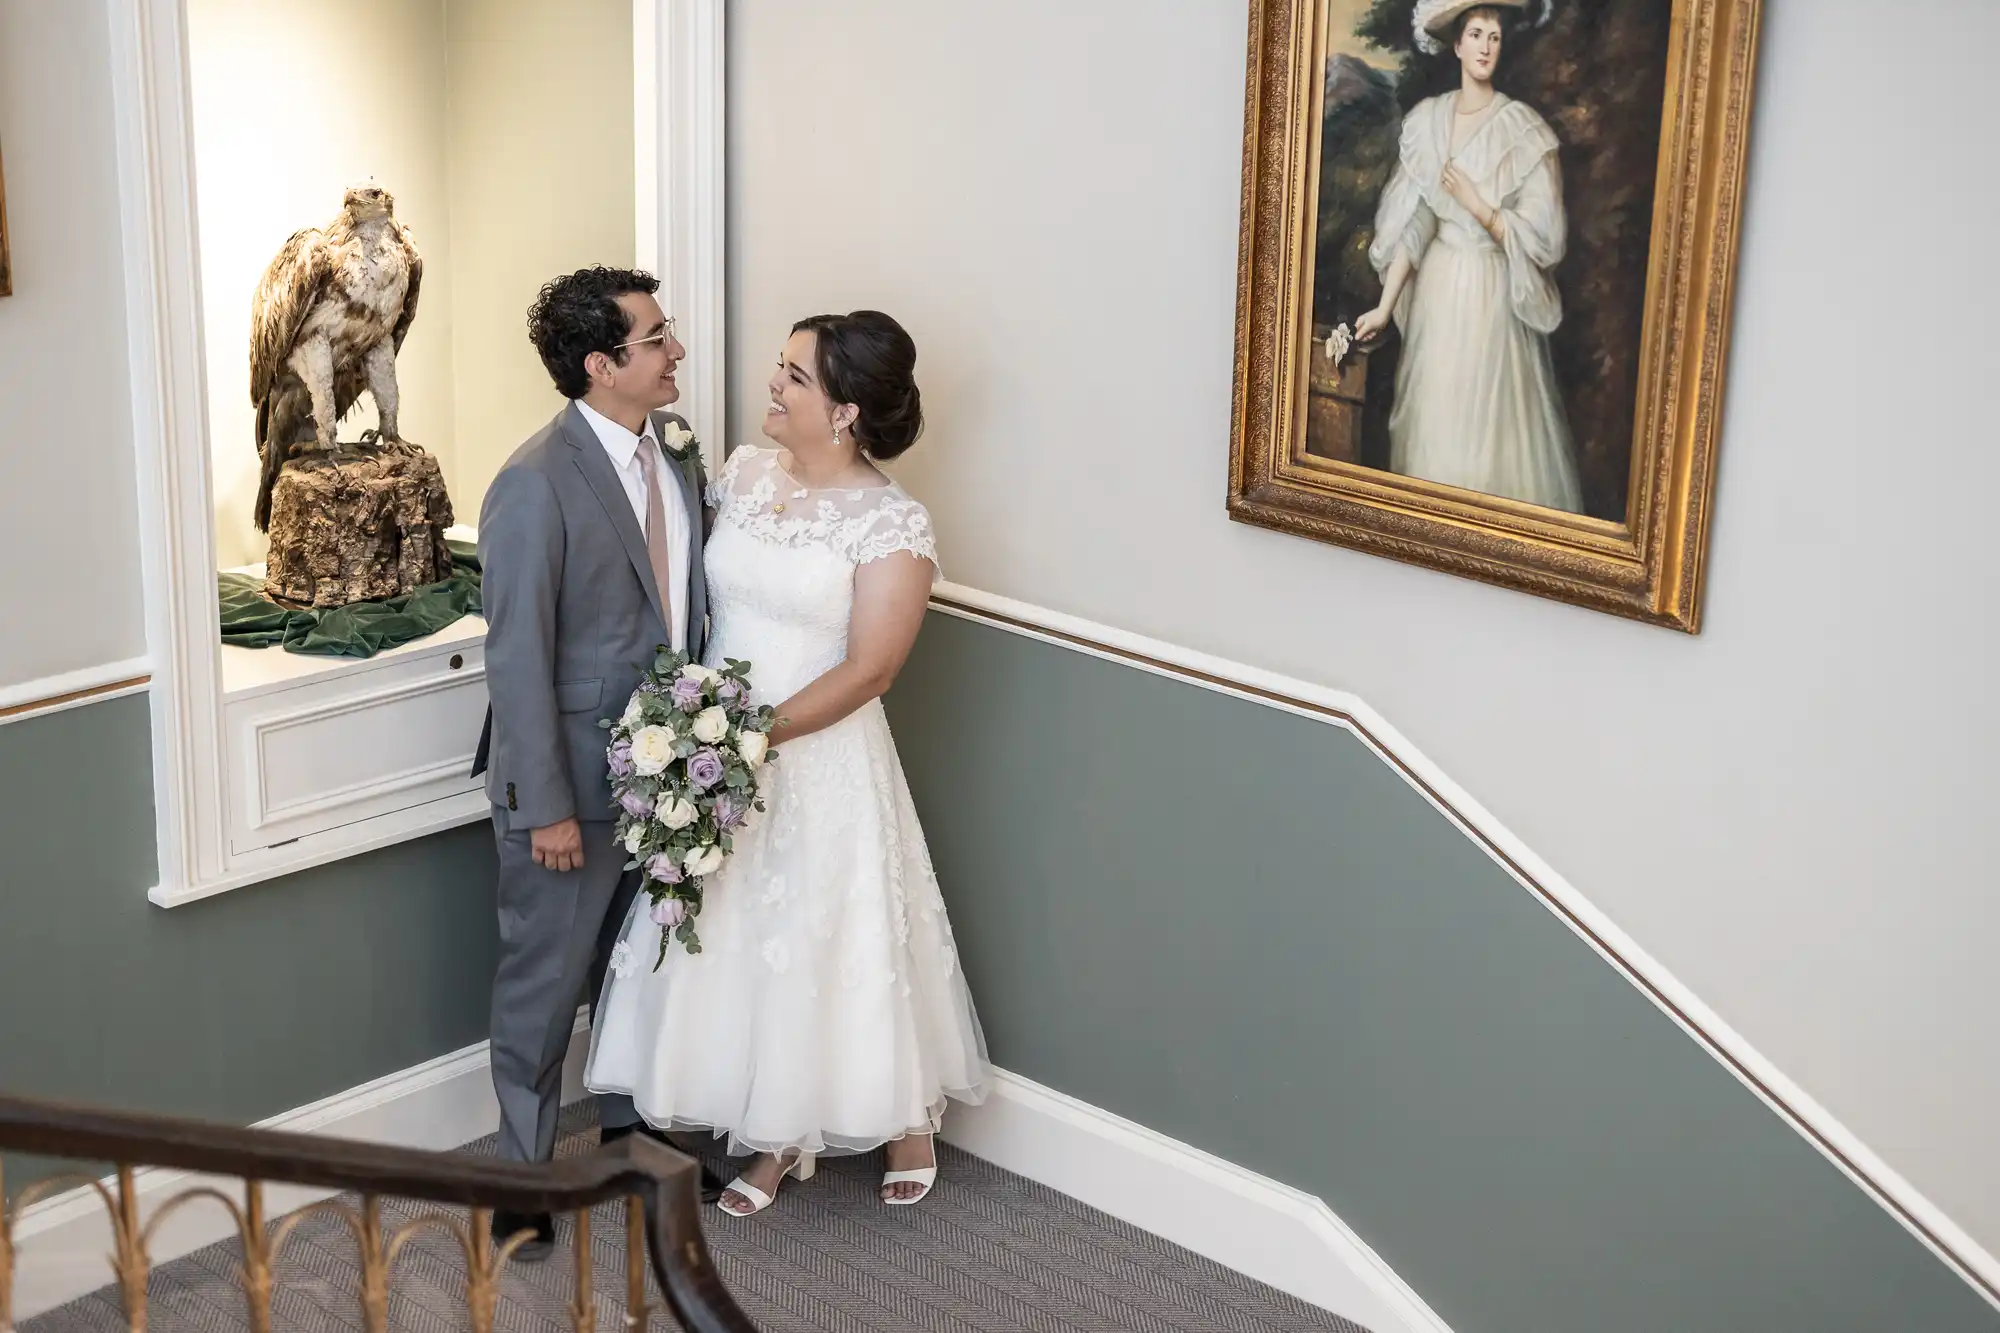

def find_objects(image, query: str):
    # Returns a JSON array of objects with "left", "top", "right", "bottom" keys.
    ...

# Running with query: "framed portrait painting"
[{"left": 1228, "top": 0, "right": 1762, "bottom": 631}]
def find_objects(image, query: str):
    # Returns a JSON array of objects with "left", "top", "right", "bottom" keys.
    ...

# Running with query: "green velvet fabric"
[{"left": 219, "top": 541, "right": 482, "bottom": 658}]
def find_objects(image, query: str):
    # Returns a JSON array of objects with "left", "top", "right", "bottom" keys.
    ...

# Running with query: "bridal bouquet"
[{"left": 603, "top": 649, "right": 779, "bottom": 964}]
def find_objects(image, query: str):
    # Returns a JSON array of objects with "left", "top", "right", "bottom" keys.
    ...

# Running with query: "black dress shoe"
[
  {"left": 490, "top": 1208, "right": 555, "bottom": 1262},
  {"left": 600, "top": 1123, "right": 728, "bottom": 1202}
]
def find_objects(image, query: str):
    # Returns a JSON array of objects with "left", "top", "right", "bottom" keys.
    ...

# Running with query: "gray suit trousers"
[{"left": 489, "top": 808, "right": 641, "bottom": 1164}]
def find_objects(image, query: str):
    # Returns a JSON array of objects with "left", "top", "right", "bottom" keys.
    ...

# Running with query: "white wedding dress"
[{"left": 584, "top": 444, "right": 991, "bottom": 1158}]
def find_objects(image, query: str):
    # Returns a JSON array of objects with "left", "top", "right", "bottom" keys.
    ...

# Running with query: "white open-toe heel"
[
  {"left": 880, "top": 1137, "right": 938, "bottom": 1206},
  {"left": 717, "top": 1150, "right": 815, "bottom": 1217}
]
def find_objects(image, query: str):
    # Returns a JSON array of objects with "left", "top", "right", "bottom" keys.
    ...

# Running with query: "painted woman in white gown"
[
  {"left": 586, "top": 311, "right": 991, "bottom": 1215},
  {"left": 1354, "top": 1, "right": 1583, "bottom": 513}
]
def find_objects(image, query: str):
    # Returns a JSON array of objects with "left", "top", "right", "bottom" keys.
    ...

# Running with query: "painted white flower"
[
  {"left": 608, "top": 941, "right": 636, "bottom": 979},
  {"left": 683, "top": 842, "right": 726, "bottom": 877},
  {"left": 678, "top": 663, "right": 721, "bottom": 687},
  {"left": 655, "top": 793, "right": 698, "bottom": 830},
  {"left": 622, "top": 823, "right": 648, "bottom": 855},
  {"left": 629, "top": 725, "right": 675, "bottom": 776},
  {"left": 691, "top": 706, "right": 730, "bottom": 744},
  {"left": 620, "top": 694, "right": 647, "bottom": 729},
  {"left": 735, "top": 730, "right": 769, "bottom": 767}
]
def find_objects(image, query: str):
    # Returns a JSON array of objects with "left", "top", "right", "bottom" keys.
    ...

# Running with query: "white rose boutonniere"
[{"left": 660, "top": 421, "right": 699, "bottom": 462}]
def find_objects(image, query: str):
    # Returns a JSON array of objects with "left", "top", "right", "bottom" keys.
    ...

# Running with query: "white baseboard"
[
  {"left": 942, "top": 1069, "right": 1452, "bottom": 1333},
  {"left": 7, "top": 1014, "right": 592, "bottom": 1321}
]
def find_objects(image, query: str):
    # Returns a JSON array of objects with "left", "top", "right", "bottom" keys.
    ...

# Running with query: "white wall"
[
  {"left": 444, "top": 0, "right": 635, "bottom": 510},
  {"left": 727, "top": 0, "right": 2000, "bottom": 1258},
  {"left": 0, "top": 0, "right": 146, "bottom": 690},
  {"left": 187, "top": 0, "right": 460, "bottom": 570}
]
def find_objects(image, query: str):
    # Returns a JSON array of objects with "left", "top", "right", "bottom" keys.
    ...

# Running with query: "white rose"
[
  {"left": 629, "top": 725, "right": 675, "bottom": 776},
  {"left": 683, "top": 843, "right": 726, "bottom": 877},
  {"left": 691, "top": 706, "right": 730, "bottom": 744},
  {"left": 735, "top": 730, "right": 769, "bottom": 767},
  {"left": 620, "top": 694, "right": 646, "bottom": 729},
  {"left": 622, "top": 823, "right": 647, "bottom": 855},
  {"left": 678, "top": 663, "right": 721, "bottom": 687},
  {"left": 655, "top": 794, "right": 698, "bottom": 830},
  {"left": 662, "top": 421, "right": 697, "bottom": 452}
]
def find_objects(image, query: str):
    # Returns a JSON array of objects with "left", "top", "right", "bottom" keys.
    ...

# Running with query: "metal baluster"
[
  {"left": 1, "top": 1158, "right": 14, "bottom": 1333},
  {"left": 624, "top": 1197, "right": 647, "bottom": 1333},
  {"left": 241, "top": 1181, "right": 272, "bottom": 1333},
  {"left": 113, "top": 1167, "right": 148, "bottom": 1333},
  {"left": 570, "top": 1207, "right": 597, "bottom": 1333},
  {"left": 358, "top": 1195, "right": 388, "bottom": 1333}
]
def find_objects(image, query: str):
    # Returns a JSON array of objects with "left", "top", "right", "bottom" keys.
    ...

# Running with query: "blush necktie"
[{"left": 634, "top": 438, "right": 676, "bottom": 638}]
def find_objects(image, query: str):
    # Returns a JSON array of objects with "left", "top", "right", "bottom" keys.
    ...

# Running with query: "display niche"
[{"left": 114, "top": 0, "right": 725, "bottom": 903}]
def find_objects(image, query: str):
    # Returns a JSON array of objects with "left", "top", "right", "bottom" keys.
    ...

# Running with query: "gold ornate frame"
[{"left": 1228, "top": 0, "right": 1762, "bottom": 632}]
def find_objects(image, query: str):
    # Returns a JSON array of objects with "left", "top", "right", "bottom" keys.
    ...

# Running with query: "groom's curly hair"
[{"left": 528, "top": 266, "right": 661, "bottom": 399}]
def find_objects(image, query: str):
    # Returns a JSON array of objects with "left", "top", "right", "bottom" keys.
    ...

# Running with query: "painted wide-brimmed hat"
[{"left": 1411, "top": 0, "right": 1552, "bottom": 55}]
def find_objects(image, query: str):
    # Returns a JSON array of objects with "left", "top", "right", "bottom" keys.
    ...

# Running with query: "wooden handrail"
[{"left": 0, "top": 1093, "right": 758, "bottom": 1332}]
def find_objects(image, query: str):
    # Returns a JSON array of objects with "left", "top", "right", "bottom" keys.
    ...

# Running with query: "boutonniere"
[{"left": 660, "top": 420, "right": 699, "bottom": 462}]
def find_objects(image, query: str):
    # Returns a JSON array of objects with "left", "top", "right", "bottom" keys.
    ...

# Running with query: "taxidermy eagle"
[{"left": 249, "top": 183, "right": 423, "bottom": 530}]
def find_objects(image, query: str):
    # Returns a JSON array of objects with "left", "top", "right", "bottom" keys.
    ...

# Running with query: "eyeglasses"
[{"left": 614, "top": 315, "right": 678, "bottom": 350}]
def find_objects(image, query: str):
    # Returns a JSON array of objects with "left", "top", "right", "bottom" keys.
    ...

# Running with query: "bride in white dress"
[
  {"left": 1354, "top": 0, "right": 1583, "bottom": 513},
  {"left": 585, "top": 310, "right": 991, "bottom": 1215}
]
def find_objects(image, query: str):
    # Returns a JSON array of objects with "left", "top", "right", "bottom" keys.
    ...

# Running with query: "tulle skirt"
[{"left": 584, "top": 698, "right": 991, "bottom": 1158}]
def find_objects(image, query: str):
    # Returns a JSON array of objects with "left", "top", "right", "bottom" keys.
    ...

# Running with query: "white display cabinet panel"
[{"left": 221, "top": 621, "right": 487, "bottom": 856}]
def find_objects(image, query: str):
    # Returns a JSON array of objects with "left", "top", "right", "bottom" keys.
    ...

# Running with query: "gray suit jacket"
[{"left": 471, "top": 401, "right": 708, "bottom": 828}]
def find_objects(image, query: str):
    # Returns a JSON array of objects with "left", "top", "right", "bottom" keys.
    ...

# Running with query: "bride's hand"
[{"left": 1353, "top": 306, "right": 1392, "bottom": 343}]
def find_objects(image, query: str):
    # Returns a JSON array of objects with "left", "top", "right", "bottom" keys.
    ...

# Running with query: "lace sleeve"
[
  {"left": 847, "top": 493, "right": 940, "bottom": 576},
  {"left": 705, "top": 444, "right": 753, "bottom": 508}
]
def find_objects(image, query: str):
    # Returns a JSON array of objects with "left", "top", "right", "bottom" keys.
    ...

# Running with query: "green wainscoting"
[
  {"left": 884, "top": 610, "right": 1998, "bottom": 1333},
  {"left": 0, "top": 693, "right": 497, "bottom": 1197}
]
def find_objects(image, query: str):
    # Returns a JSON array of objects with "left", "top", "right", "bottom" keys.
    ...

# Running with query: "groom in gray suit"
[{"left": 471, "top": 266, "right": 715, "bottom": 1254}]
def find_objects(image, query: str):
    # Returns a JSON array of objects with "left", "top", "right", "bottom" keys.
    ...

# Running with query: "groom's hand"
[{"left": 531, "top": 818, "right": 585, "bottom": 873}]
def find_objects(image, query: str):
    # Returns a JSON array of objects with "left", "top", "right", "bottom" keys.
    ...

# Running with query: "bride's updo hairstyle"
[{"left": 791, "top": 311, "right": 925, "bottom": 460}]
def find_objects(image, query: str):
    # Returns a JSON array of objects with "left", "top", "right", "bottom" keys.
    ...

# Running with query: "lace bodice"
[{"left": 701, "top": 445, "right": 938, "bottom": 701}]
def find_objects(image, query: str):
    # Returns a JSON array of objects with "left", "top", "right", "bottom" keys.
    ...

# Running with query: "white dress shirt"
[{"left": 576, "top": 399, "right": 691, "bottom": 651}]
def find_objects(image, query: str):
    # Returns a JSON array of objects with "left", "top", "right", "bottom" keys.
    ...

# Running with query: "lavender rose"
[
  {"left": 645, "top": 852, "right": 684, "bottom": 884},
  {"left": 670, "top": 676, "right": 706, "bottom": 712},
  {"left": 714, "top": 791, "right": 749, "bottom": 830},
  {"left": 716, "top": 678, "right": 744, "bottom": 710},
  {"left": 608, "top": 738, "right": 634, "bottom": 779},
  {"left": 649, "top": 897, "right": 688, "bottom": 929},
  {"left": 686, "top": 747, "right": 725, "bottom": 791},
  {"left": 618, "top": 788, "right": 653, "bottom": 820}
]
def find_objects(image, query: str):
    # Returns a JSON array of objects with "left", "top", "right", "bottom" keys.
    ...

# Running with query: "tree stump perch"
[{"left": 262, "top": 447, "right": 454, "bottom": 608}]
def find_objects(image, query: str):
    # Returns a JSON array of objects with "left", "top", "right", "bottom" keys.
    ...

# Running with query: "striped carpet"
[{"left": 25, "top": 1103, "right": 1370, "bottom": 1333}]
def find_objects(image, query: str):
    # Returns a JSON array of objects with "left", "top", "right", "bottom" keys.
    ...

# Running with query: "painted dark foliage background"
[{"left": 1311, "top": 0, "right": 1674, "bottom": 522}]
